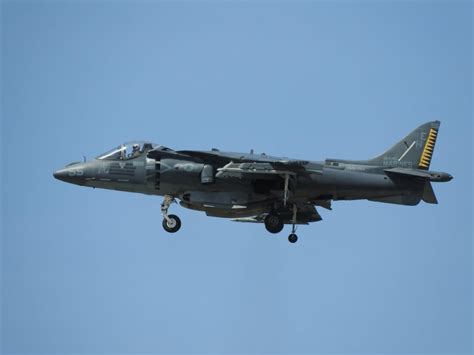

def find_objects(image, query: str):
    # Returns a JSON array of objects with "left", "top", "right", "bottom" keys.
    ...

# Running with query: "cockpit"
[{"left": 96, "top": 142, "right": 165, "bottom": 160}]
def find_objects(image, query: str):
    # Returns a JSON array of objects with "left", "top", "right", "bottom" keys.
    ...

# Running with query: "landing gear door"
[{"left": 201, "top": 164, "right": 214, "bottom": 184}]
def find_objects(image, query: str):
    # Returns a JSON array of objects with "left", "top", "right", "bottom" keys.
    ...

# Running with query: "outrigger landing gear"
[
  {"left": 161, "top": 195, "right": 181, "bottom": 233},
  {"left": 288, "top": 204, "right": 298, "bottom": 243},
  {"left": 288, "top": 233, "right": 298, "bottom": 243}
]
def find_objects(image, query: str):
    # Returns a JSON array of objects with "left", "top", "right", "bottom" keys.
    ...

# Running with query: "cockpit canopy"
[{"left": 96, "top": 142, "right": 167, "bottom": 160}]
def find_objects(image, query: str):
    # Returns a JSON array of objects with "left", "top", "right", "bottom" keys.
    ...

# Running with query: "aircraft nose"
[
  {"left": 53, "top": 166, "right": 86, "bottom": 185},
  {"left": 53, "top": 168, "right": 68, "bottom": 182},
  {"left": 53, "top": 168, "right": 74, "bottom": 182}
]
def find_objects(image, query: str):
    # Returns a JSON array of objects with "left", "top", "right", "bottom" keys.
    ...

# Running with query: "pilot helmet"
[{"left": 133, "top": 143, "right": 140, "bottom": 150}]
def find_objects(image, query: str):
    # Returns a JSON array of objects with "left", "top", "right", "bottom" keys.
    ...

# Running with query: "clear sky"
[{"left": 1, "top": 0, "right": 472, "bottom": 353}]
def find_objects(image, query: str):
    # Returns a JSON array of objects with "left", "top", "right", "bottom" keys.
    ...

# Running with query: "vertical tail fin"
[
  {"left": 367, "top": 121, "right": 440, "bottom": 169},
  {"left": 418, "top": 126, "right": 438, "bottom": 169}
]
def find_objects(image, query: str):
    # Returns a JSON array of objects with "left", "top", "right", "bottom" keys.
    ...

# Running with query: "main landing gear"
[
  {"left": 264, "top": 204, "right": 299, "bottom": 243},
  {"left": 161, "top": 195, "right": 181, "bottom": 233},
  {"left": 264, "top": 213, "right": 284, "bottom": 234}
]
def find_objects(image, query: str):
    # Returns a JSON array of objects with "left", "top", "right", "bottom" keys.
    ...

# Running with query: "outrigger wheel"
[
  {"left": 162, "top": 214, "right": 181, "bottom": 233},
  {"left": 264, "top": 213, "right": 284, "bottom": 234},
  {"left": 287, "top": 204, "right": 298, "bottom": 243},
  {"left": 288, "top": 233, "right": 298, "bottom": 243}
]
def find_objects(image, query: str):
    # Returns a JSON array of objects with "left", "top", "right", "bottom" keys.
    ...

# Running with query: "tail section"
[
  {"left": 367, "top": 120, "right": 440, "bottom": 169},
  {"left": 363, "top": 121, "right": 450, "bottom": 206}
]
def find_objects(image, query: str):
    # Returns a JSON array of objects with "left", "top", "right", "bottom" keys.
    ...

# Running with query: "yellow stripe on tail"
[{"left": 418, "top": 128, "right": 438, "bottom": 169}]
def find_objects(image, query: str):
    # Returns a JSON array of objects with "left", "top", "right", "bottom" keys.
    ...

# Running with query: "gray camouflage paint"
[{"left": 54, "top": 121, "right": 452, "bottom": 228}]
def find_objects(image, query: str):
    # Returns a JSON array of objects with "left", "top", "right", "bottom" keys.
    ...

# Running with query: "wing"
[
  {"left": 215, "top": 161, "right": 322, "bottom": 180},
  {"left": 148, "top": 149, "right": 321, "bottom": 179},
  {"left": 176, "top": 150, "right": 234, "bottom": 165},
  {"left": 216, "top": 162, "right": 296, "bottom": 180},
  {"left": 233, "top": 204, "right": 323, "bottom": 225},
  {"left": 147, "top": 148, "right": 192, "bottom": 161},
  {"left": 178, "top": 150, "right": 310, "bottom": 166}
]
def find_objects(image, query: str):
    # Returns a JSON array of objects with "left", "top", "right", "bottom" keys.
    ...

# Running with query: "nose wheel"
[
  {"left": 162, "top": 214, "right": 181, "bottom": 233},
  {"left": 161, "top": 195, "right": 181, "bottom": 233}
]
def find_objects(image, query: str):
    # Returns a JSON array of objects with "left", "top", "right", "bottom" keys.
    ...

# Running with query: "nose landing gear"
[
  {"left": 162, "top": 214, "right": 181, "bottom": 233},
  {"left": 161, "top": 195, "right": 181, "bottom": 233}
]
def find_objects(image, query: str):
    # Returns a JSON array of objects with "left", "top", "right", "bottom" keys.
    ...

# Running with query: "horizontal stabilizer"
[
  {"left": 384, "top": 167, "right": 432, "bottom": 179},
  {"left": 384, "top": 167, "right": 452, "bottom": 182}
]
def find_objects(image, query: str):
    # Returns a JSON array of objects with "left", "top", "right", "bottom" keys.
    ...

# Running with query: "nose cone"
[
  {"left": 53, "top": 166, "right": 86, "bottom": 185},
  {"left": 53, "top": 168, "right": 69, "bottom": 182}
]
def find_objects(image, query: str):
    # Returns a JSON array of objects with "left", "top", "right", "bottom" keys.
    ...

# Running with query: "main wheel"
[
  {"left": 264, "top": 213, "right": 284, "bottom": 234},
  {"left": 162, "top": 214, "right": 181, "bottom": 233},
  {"left": 288, "top": 233, "right": 298, "bottom": 243}
]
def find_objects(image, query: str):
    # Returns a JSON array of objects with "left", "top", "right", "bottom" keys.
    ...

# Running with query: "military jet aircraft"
[{"left": 54, "top": 121, "right": 452, "bottom": 243}]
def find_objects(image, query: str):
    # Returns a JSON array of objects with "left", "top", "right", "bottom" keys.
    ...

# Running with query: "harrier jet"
[{"left": 54, "top": 121, "right": 452, "bottom": 243}]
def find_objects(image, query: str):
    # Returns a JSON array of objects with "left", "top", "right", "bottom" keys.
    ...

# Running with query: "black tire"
[
  {"left": 264, "top": 213, "right": 284, "bottom": 234},
  {"left": 162, "top": 214, "right": 181, "bottom": 233},
  {"left": 288, "top": 233, "right": 298, "bottom": 243}
]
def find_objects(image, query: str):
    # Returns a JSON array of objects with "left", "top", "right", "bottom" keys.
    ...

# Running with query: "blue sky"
[{"left": 1, "top": 1, "right": 472, "bottom": 353}]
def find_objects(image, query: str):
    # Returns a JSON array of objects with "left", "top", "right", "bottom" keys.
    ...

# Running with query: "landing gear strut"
[
  {"left": 288, "top": 204, "right": 298, "bottom": 243},
  {"left": 161, "top": 195, "right": 181, "bottom": 233}
]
